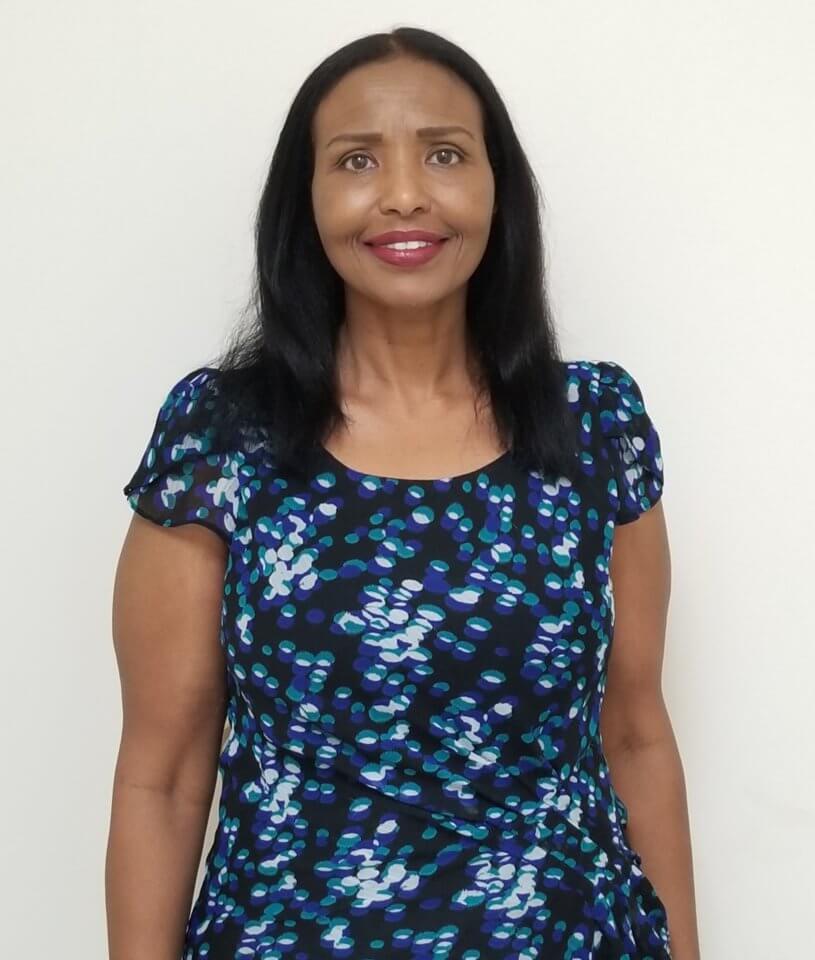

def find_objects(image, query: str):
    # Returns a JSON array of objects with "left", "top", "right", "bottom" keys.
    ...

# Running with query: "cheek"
[
  {"left": 444, "top": 181, "right": 495, "bottom": 231},
  {"left": 312, "top": 179, "right": 344, "bottom": 230},
  {"left": 314, "top": 191, "right": 367, "bottom": 244}
]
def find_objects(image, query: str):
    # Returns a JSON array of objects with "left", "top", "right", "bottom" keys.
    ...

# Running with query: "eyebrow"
[{"left": 325, "top": 125, "right": 476, "bottom": 150}]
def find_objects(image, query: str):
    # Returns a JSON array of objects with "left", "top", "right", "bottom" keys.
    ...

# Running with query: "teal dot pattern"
[{"left": 122, "top": 359, "right": 670, "bottom": 958}]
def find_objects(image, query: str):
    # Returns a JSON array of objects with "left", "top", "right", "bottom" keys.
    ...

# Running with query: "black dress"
[{"left": 123, "top": 358, "right": 671, "bottom": 959}]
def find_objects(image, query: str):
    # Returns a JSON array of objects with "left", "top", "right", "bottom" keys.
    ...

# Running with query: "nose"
[{"left": 377, "top": 154, "right": 431, "bottom": 217}]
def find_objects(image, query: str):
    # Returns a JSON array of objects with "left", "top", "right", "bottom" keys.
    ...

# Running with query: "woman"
[{"left": 108, "top": 26, "right": 700, "bottom": 960}]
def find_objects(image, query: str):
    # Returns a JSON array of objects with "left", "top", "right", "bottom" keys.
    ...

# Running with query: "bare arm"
[
  {"left": 601, "top": 501, "right": 701, "bottom": 960},
  {"left": 106, "top": 516, "right": 229, "bottom": 960}
]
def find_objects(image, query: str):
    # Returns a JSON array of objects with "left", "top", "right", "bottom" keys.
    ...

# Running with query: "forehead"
[{"left": 312, "top": 56, "right": 483, "bottom": 142}]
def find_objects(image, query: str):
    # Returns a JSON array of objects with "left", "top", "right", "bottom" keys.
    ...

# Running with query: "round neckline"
[{"left": 317, "top": 444, "right": 513, "bottom": 483}]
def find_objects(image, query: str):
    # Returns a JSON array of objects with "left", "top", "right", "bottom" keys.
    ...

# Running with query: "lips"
[
  {"left": 364, "top": 234, "right": 449, "bottom": 268},
  {"left": 365, "top": 229, "right": 449, "bottom": 246},
  {"left": 361, "top": 228, "right": 452, "bottom": 268}
]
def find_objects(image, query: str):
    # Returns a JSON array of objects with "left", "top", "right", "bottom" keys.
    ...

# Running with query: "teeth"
[{"left": 382, "top": 240, "right": 433, "bottom": 250}]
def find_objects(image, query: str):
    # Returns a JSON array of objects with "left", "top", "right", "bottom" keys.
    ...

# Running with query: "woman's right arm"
[{"left": 106, "top": 515, "right": 229, "bottom": 960}]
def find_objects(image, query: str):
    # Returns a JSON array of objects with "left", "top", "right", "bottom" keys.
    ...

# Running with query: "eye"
[
  {"left": 338, "top": 146, "right": 465, "bottom": 173},
  {"left": 339, "top": 153, "right": 374, "bottom": 173},
  {"left": 430, "top": 147, "right": 464, "bottom": 166}
]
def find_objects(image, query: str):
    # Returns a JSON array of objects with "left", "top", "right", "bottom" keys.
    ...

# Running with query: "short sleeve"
[
  {"left": 596, "top": 360, "right": 665, "bottom": 525},
  {"left": 122, "top": 367, "right": 240, "bottom": 544}
]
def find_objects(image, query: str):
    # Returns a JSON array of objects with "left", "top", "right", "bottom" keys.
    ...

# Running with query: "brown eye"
[
  {"left": 341, "top": 153, "right": 374, "bottom": 173},
  {"left": 430, "top": 147, "right": 464, "bottom": 166}
]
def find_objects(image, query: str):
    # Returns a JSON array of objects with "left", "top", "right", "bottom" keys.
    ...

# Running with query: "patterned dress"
[{"left": 122, "top": 358, "right": 672, "bottom": 959}]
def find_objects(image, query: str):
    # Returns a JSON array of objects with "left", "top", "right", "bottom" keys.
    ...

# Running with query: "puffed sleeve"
[
  {"left": 122, "top": 366, "right": 240, "bottom": 544},
  {"left": 596, "top": 360, "right": 665, "bottom": 525}
]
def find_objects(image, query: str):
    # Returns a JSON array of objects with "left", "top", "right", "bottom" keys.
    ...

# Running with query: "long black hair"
[{"left": 206, "top": 25, "right": 579, "bottom": 485}]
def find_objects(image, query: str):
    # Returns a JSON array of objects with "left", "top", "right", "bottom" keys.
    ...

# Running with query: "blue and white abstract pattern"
[{"left": 123, "top": 359, "right": 669, "bottom": 959}]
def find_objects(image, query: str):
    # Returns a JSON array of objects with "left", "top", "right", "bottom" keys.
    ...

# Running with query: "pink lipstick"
[{"left": 363, "top": 229, "right": 450, "bottom": 268}]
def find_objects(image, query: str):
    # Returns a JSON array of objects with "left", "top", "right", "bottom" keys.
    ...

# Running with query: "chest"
[
  {"left": 220, "top": 459, "right": 617, "bottom": 752},
  {"left": 321, "top": 402, "right": 507, "bottom": 481}
]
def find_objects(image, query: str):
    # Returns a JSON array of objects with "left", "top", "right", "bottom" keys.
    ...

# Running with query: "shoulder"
[
  {"left": 149, "top": 364, "right": 247, "bottom": 459},
  {"left": 122, "top": 365, "right": 240, "bottom": 543},
  {"left": 562, "top": 359, "right": 664, "bottom": 524},
  {"left": 156, "top": 365, "right": 223, "bottom": 419},
  {"left": 561, "top": 358, "right": 650, "bottom": 436}
]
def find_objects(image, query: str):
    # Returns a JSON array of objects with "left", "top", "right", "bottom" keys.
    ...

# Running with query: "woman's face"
[{"left": 311, "top": 55, "right": 496, "bottom": 312}]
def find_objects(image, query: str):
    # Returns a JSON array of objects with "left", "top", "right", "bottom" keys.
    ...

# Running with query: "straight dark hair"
[{"left": 206, "top": 25, "right": 580, "bottom": 486}]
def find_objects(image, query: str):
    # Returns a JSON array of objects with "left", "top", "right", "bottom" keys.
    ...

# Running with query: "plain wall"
[{"left": 2, "top": 2, "right": 813, "bottom": 957}]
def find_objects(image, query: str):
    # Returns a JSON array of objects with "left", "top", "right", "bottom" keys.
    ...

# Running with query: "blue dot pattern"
[{"left": 122, "top": 359, "right": 670, "bottom": 959}]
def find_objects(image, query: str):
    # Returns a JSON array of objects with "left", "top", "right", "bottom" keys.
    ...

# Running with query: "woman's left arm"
[{"left": 601, "top": 502, "right": 702, "bottom": 960}]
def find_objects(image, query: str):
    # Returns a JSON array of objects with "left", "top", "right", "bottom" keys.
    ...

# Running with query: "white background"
[{"left": 2, "top": 2, "right": 812, "bottom": 957}]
